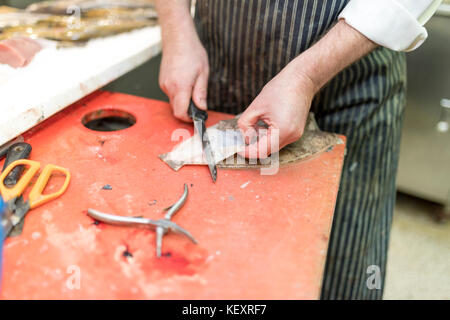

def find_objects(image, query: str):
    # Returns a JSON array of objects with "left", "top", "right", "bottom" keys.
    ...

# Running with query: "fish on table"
[
  {"left": 26, "top": 0, "right": 155, "bottom": 15},
  {"left": 0, "top": 2, "right": 157, "bottom": 42},
  {"left": 0, "top": 1, "right": 158, "bottom": 67},
  {"left": 159, "top": 113, "right": 344, "bottom": 171},
  {"left": 0, "top": 16, "right": 156, "bottom": 42},
  {"left": 0, "top": 6, "right": 50, "bottom": 30},
  {"left": 159, "top": 118, "right": 247, "bottom": 171}
]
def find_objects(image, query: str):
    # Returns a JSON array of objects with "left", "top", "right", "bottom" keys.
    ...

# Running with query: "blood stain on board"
[{"left": 140, "top": 242, "right": 209, "bottom": 277}]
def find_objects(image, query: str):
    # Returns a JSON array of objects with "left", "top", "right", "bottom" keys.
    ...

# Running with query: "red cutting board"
[{"left": 1, "top": 91, "right": 345, "bottom": 299}]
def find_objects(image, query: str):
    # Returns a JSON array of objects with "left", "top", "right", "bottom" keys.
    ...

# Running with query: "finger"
[
  {"left": 171, "top": 88, "right": 193, "bottom": 122},
  {"left": 239, "top": 141, "right": 259, "bottom": 160},
  {"left": 239, "top": 138, "right": 272, "bottom": 160},
  {"left": 238, "top": 127, "right": 282, "bottom": 159},
  {"left": 237, "top": 108, "right": 264, "bottom": 145},
  {"left": 192, "top": 69, "right": 209, "bottom": 110},
  {"left": 237, "top": 128, "right": 266, "bottom": 159}
]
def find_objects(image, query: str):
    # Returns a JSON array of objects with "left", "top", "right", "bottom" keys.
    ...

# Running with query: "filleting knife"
[{"left": 188, "top": 100, "right": 217, "bottom": 183}]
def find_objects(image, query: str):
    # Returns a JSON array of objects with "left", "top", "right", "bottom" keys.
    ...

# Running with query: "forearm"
[
  {"left": 155, "top": 0, "right": 198, "bottom": 51},
  {"left": 290, "top": 20, "right": 378, "bottom": 94},
  {"left": 155, "top": 0, "right": 210, "bottom": 119}
]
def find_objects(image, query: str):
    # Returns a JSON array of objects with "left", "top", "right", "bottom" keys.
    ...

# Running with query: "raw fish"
[{"left": 159, "top": 114, "right": 344, "bottom": 171}]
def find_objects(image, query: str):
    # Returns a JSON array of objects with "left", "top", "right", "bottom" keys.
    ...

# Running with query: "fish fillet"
[
  {"left": 159, "top": 113, "right": 344, "bottom": 171},
  {"left": 159, "top": 119, "right": 247, "bottom": 171}
]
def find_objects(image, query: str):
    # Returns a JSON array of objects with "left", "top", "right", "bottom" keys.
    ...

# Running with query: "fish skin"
[{"left": 218, "top": 113, "right": 344, "bottom": 168}]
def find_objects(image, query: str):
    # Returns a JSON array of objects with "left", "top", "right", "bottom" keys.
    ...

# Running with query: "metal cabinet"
[{"left": 397, "top": 6, "right": 450, "bottom": 212}]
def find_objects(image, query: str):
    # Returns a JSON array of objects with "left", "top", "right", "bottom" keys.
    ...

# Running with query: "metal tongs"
[{"left": 87, "top": 184, "right": 197, "bottom": 258}]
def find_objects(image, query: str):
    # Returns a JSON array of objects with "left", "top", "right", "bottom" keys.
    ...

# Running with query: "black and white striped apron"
[{"left": 194, "top": 0, "right": 406, "bottom": 300}]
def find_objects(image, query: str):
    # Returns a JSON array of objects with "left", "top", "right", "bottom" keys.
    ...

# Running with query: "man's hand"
[
  {"left": 238, "top": 20, "right": 377, "bottom": 159},
  {"left": 156, "top": 0, "right": 209, "bottom": 122},
  {"left": 159, "top": 37, "right": 209, "bottom": 122},
  {"left": 238, "top": 67, "right": 315, "bottom": 159}
]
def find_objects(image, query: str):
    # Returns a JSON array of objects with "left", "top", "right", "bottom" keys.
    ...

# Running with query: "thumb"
[{"left": 192, "top": 69, "right": 209, "bottom": 110}]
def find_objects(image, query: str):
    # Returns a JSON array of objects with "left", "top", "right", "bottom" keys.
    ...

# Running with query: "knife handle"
[
  {"left": 2, "top": 142, "right": 32, "bottom": 187},
  {"left": 188, "top": 100, "right": 208, "bottom": 122}
]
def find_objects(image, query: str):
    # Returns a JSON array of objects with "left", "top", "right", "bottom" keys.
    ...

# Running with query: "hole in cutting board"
[{"left": 82, "top": 109, "right": 136, "bottom": 132}]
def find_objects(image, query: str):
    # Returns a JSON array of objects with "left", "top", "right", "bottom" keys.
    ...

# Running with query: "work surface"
[
  {"left": 1, "top": 91, "right": 345, "bottom": 299},
  {"left": 0, "top": 26, "right": 161, "bottom": 147}
]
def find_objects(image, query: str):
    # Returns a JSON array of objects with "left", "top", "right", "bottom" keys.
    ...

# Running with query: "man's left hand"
[
  {"left": 238, "top": 65, "right": 315, "bottom": 159},
  {"left": 237, "top": 20, "right": 377, "bottom": 159}
]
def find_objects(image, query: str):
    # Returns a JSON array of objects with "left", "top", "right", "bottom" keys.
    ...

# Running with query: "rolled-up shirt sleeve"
[{"left": 339, "top": 0, "right": 443, "bottom": 52}]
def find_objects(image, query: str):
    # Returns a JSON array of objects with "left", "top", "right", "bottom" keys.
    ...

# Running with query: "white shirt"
[{"left": 339, "top": 0, "right": 443, "bottom": 51}]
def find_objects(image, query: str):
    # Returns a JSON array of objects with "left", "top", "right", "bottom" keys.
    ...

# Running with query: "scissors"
[
  {"left": 0, "top": 159, "right": 71, "bottom": 240},
  {"left": 88, "top": 184, "right": 197, "bottom": 258},
  {"left": 0, "top": 196, "right": 5, "bottom": 284}
]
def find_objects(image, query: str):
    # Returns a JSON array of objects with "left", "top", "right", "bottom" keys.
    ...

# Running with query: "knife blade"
[{"left": 188, "top": 100, "right": 217, "bottom": 182}]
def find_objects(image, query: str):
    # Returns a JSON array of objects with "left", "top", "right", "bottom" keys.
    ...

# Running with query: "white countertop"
[{"left": 0, "top": 26, "right": 161, "bottom": 146}]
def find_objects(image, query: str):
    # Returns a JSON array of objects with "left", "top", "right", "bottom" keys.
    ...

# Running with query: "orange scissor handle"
[
  {"left": 0, "top": 159, "right": 41, "bottom": 202},
  {"left": 28, "top": 164, "right": 71, "bottom": 209}
]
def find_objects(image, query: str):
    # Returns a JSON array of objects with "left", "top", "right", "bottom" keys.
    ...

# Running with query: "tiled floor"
[{"left": 384, "top": 193, "right": 450, "bottom": 300}]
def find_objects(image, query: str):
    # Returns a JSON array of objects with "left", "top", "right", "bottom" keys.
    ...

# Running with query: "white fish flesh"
[{"left": 159, "top": 118, "right": 246, "bottom": 171}]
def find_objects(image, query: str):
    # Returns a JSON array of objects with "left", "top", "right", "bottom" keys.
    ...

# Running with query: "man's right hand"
[
  {"left": 156, "top": 0, "right": 209, "bottom": 122},
  {"left": 158, "top": 28, "right": 209, "bottom": 123}
]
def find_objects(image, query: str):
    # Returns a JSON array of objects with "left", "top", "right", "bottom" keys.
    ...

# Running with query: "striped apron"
[{"left": 195, "top": 0, "right": 406, "bottom": 300}]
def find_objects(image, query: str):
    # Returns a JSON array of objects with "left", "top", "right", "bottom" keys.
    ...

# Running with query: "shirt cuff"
[{"left": 339, "top": 0, "right": 428, "bottom": 52}]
